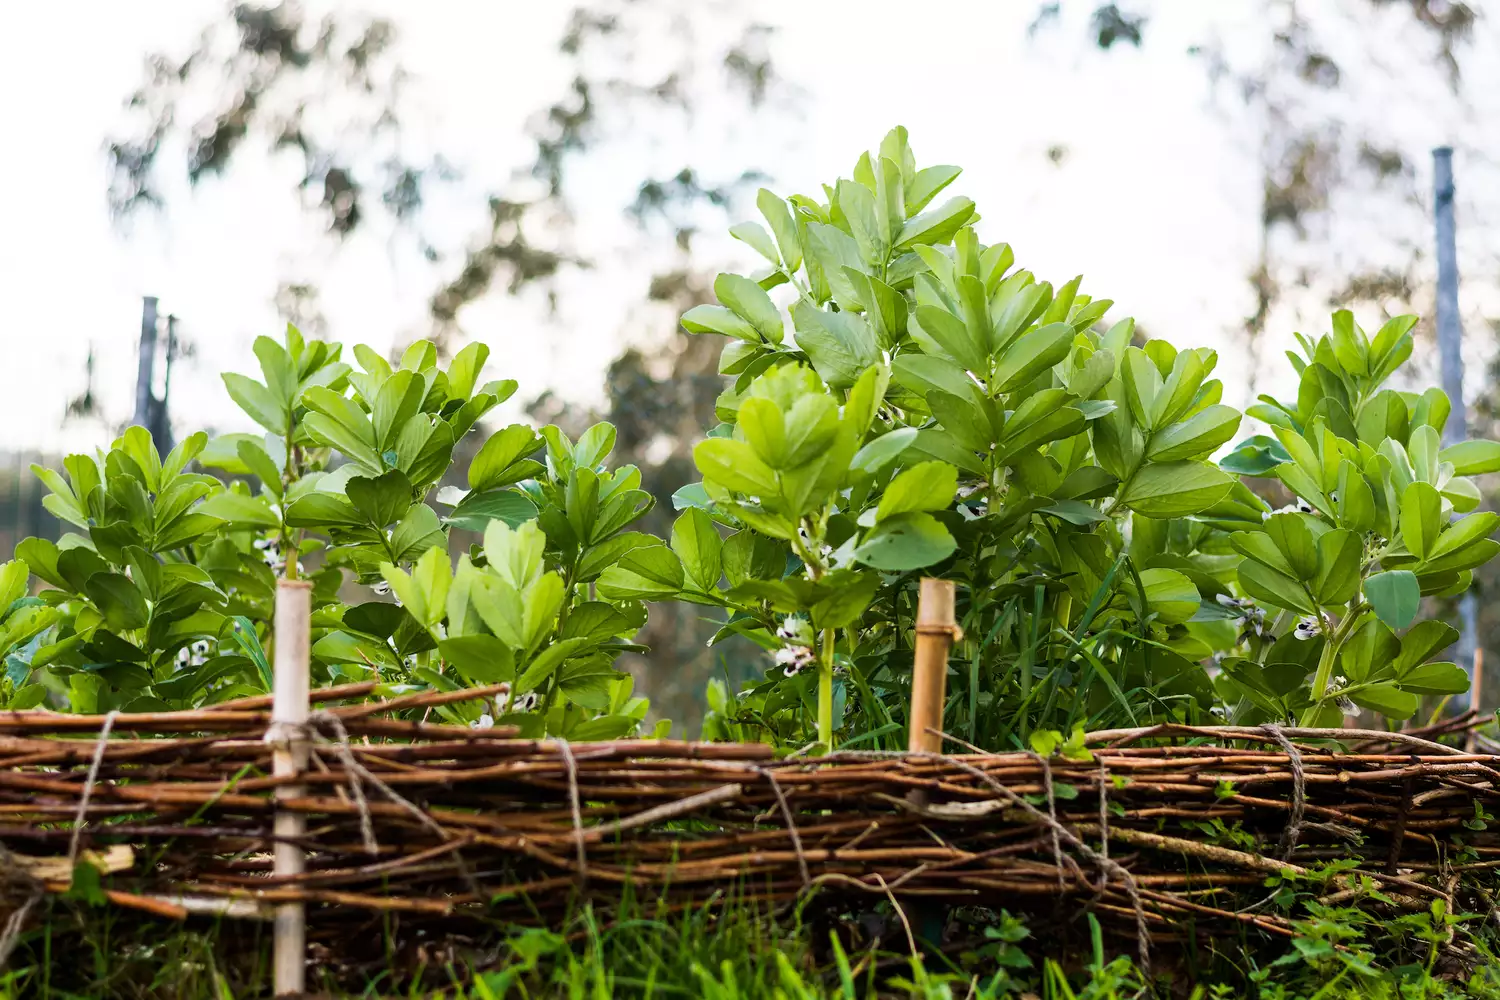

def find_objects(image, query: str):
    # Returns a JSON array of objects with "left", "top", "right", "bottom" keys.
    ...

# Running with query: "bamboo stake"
[
  {"left": 272, "top": 580, "right": 311, "bottom": 998},
  {"left": 909, "top": 579, "right": 959, "bottom": 754}
]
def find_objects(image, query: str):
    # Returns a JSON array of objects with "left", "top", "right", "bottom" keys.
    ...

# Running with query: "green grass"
[{"left": 12, "top": 887, "right": 1500, "bottom": 999}]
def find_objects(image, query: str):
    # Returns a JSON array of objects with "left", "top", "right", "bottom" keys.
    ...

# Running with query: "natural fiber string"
[
  {"left": 757, "top": 767, "right": 810, "bottom": 888},
  {"left": 0, "top": 844, "right": 43, "bottom": 971},
  {"left": 0, "top": 890, "right": 39, "bottom": 970},
  {"left": 1261, "top": 723, "right": 1306, "bottom": 860},
  {"left": 66, "top": 710, "right": 118, "bottom": 869},
  {"left": 556, "top": 739, "right": 588, "bottom": 887}
]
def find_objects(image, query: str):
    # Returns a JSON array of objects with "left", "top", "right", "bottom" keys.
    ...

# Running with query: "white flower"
[
  {"left": 774, "top": 645, "right": 816, "bottom": 676},
  {"left": 1293, "top": 617, "right": 1321, "bottom": 640},
  {"left": 470, "top": 714, "right": 494, "bottom": 730},
  {"left": 776, "top": 616, "right": 813, "bottom": 645},
  {"left": 1294, "top": 497, "right": 1317, "bottom": 514},
  {"left": 512, "top": 692, "right": 540, "bottom": 713},
  {"left": 371, "top": 581, "right": 392, "bottom": 597},
  {"left": 1327, "top": 675, "right": 1356, "bottom": 715},
  {"left": 494, "top": 690, "right": 512, "bottom": 714}
]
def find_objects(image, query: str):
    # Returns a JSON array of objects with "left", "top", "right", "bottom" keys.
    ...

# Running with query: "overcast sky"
[{"left": 1, "top": 1, "right": 1495, "bottom": 455}]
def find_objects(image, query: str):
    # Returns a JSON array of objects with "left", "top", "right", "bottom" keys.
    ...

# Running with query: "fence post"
[
  {"left": 272, "top": 579, "right": 312, "bottom": 997},
  {"left": 133, "top": 297, "right": 159, "bottom": 431},
  {"left": 909, "top": 579, "right": 958, "bottom": 754},
  {"left": 1433, "top": 147, "right": 1479, "bottom": 710}
]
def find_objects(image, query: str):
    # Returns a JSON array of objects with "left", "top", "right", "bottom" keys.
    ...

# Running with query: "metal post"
[
  {"left": 1433, "top": 147, "right": 1479, "bottom": 710},
  {"left": 272, "top": 579, "right": 312, "bottom": 997},
  {"left": 133, "top": 297, "right": 159, "bottom": 430}
]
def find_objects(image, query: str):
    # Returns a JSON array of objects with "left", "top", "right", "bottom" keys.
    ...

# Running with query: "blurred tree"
[
  {"left": 108, "top": 1, "right": 783, "bottom": 346},
  {"left": 1034, "top": 1, "right": 1488, "bottom": 395}
]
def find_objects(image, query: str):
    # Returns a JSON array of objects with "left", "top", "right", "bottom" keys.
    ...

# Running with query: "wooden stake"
[
  {"left": 272, "top": 579, "right": 312, "bottom": 998},
  {"left": 909, "top": 579, "right": 959, "bottom": 754}
]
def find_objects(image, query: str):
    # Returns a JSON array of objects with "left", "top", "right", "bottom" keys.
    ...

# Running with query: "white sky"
[{"left": 1, "top": 1, "right": 1495, "bottom": 455}]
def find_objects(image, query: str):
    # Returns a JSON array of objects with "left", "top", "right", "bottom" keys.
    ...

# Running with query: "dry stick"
[
  {"left": 757, "top": 767, "right": 810, "bottom": 888},
  {"left": 65, "top": 709, "right": 118, "bottom": 869}
]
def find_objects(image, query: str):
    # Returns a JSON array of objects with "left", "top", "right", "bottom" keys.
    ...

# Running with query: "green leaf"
[
  {"left": 1147, "top": 405, "right": 1242, "bottom": 463},
  {"left": 853, "top": 512, "right": 956, "bottom": 571},
  {"left": 1348, "top": 681, "right": 1418, "bottom": 720},
  {"left": 597, "top": 544, "right": 685, "bottom": 601},
  {"left": 694, "top": 438, "right": 779, "bottom": 497},
  {"left": 1120, "top": 348, "right": 1163, "bottom": 430},
  {"left": 1365, "top": 570, "right": 1420, "bottom": 629},
  {"left": 1399, "top": 661, "right": 1469, "bottom": 696},
  {"left": 729, "top": 221, "right": 779, "bottom": 264},
  {"left": 1118, "top": 462, "right": 1234, "bottom": 518},
  {"left": 195, "top": 491, "right": 280, "bottom": 529},
  {"left": 1395, "top": 620, "right": 1459, "bottom": 675},
  {"left": 991, "top": 323, "right": 1075, "bottom": 393},
  {"left": 1440, "top": 439, "right": 1500, "bottom": 476},
  {"left": 443, "top": 490, "right": 539, "bottom": 534},
  {"left": 671, "top": 508, "right": 723, "bottom": 592},
  {"left": 852, "top": 427, "right": 918, "bottom": 474},
  {"left": 790, "top": 302, "right": 878, "bottom": 389},
  {"left": 756, "top": 188, "right": 801, "bottom": 270},
  {"left": 1312, "top": 529, "right": 1361, "bottom": 605},
  {"left": 469, "top": 424, "right": 543, "bottom": 492},
  {"left": 221, "top": 373, "right": 287, "bottom": 434},
  {"left": 347, "top": 471, "right": 414, "bottom": 528},
  {"left": 912, "top": 304, "right": 986, "bottom": 372},
  {"left": 895, "top": 196, "right": 976, "bottom": 249},
  {"left": 1400, "top": 481, "right": 1442, "bottom": 561},
  {"left": 875, "top": 461, "right": 957, "bottom": 522},
  {"left": 439, "top": 635, "right": 516, "bottom": 685},
  {"left": 1237, "top": 560, "right": 1316, "bottom": 615},
  {"left": 715, "top": 273, "right": 784, "bottom": 345},
  {"left": 682, "top": 304, "right": 759, "bottom": 342},
  {"left": 810, "top": 572, "right": 880, "bottom": 630},
  {"left": 1136, "top": 568, "right": 1200, "bottom": 624},
  {"left": 85, "top": 573, "right": 148, "bottom": 631}
]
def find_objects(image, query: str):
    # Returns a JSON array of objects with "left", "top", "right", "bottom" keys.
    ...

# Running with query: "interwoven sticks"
[{"left": 0, "top": 697, "right": 1496, "bottom": 959}]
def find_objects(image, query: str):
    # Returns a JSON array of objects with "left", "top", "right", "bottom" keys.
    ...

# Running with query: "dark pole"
[
  {"left": 133, "top": 296, "right": 159, "bottom": 430},
  {"left": 1433, "top": 147, "right": 1478, "bottom": 709}
]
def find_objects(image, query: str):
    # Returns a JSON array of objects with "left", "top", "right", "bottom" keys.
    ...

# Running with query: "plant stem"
[
  {"left": 818, "top": 627, "right": 836, "bottom": 753},
  {"left": 1300, "top": 603, "right": 1367, "bottom": 724}
]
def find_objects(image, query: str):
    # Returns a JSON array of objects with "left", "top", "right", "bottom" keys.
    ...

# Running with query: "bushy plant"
[
  {"left": 6, "top": 330, "right": 664, "bottom": 737},
  {"left": 7, "top": 127, "right": 1499, "bottom": 754},
  {"left": 676, "top": 127, "right": 1500, "bottom": 752}
]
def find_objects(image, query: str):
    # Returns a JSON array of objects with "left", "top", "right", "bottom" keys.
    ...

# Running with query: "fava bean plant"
[
  {"left": 4, "top": 128, "right": 1498, "bottom": 755},
  {"left": 676, "top": 127, "right": 1500, "bottom": 752},
  {"left": 3, "top": 331, "right": 665, "bottom": 738}
]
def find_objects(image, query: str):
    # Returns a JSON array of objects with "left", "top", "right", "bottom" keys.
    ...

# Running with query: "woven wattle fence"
[
  {"left": 2, "top": 578, "right": 1498, "bottom": 986},
  {"left": 0, "top": 691, "right": 1496, "bottom": 968}
]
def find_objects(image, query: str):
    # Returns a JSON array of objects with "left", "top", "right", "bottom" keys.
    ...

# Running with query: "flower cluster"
[
  {"left": 1262, "top": 496, "right": 1318, "bottom": 520},
  {"left": 470, "top": 689, "right": 541, "bottom": 728},
  {"left": 1217, "top": 593, "right": 1267, "bottom": 644},
  {"left": 773, "top": 616, "right": 817, "bottom": 676}
]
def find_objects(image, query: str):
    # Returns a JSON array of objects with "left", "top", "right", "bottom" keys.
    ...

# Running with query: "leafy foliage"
[
  {"left": 677, "top": 128, "right": 1498, "bottom": 752},
  {"left": 10, "top": 328, "right": 664, "bottom": 737}
]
